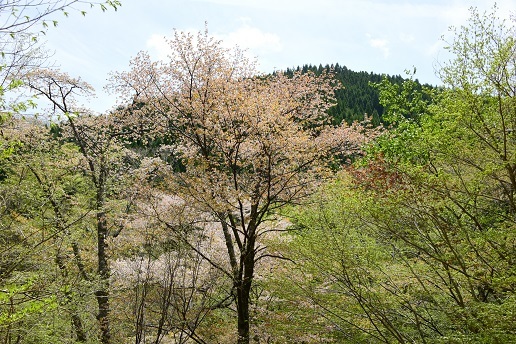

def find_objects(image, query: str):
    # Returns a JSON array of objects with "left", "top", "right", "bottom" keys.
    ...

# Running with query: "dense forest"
[
  {"left": 288, "top": 64, "right": 409, "bottom": 125},
  {"left": 1, "top": 2, "right": 515, "bottom": 344}
]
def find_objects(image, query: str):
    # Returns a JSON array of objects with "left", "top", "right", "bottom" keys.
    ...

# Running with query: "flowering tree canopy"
[{"left": 110, "top": 27, "right": 374, "bottom": 344}]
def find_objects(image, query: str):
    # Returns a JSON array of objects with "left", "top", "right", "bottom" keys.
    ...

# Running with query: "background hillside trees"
[{"left": 287, "top": 64, "right": 431, "bottom": 125}]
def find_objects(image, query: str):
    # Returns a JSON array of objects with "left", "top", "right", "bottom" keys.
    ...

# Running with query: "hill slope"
[{"left": 288, "top": 63, "right": 430, "bottom": 125}]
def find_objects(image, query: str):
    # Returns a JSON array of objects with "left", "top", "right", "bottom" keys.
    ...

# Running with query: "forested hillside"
[
  {"left": 288, "top": 64, "right": 434, "bottom": 125},
  {"left": 289, "top": 64, "right": 404, "bottom": 125},
  {"left": 0, "top": 3, "right": 515, "bottom": 344}
]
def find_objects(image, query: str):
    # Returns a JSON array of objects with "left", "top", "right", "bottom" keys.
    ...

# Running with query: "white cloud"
[
  {"left": 146, "top": 20, "right": 282, "bottom": 63},
  {"left": 146, "top": 33, "right": 172, "bottom": 60},
  {"left": 192, "top": 0, "right": 336, "bottom": 13},
  {"left": 368, "top": 35, "right": 390, "bottom": 58},
  {"left": 399, "top": 33, "right": 415, "bottom": 44},
  {"left": 216, "top": 21, "right": 282, "bottom": 54},
  {"left": 426, "top": 39, "right": 445, "bottom": 57}
]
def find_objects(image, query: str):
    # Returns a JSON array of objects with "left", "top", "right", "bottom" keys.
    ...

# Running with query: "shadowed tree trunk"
[
  {"left": 95, "top": 157, "right": 111, "bottom": 344},
  {"left": 236, "top": 234, "right": 256, "bottom": 344}
]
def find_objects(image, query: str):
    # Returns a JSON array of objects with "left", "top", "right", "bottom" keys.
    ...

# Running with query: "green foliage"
[
  {"left": 364, "top": 75, "right": 439, "bottom": 167},
  {"left": 0, "top": 120, "right": 103, "bottom": 343},
  {"left": 3, "top": 3, "right": 516, "bottom": 343},
  {"left": 268, "top": 5, "right": 516, "bottom": 343},
  {"left": 266, "top": 177, "right": 394, "bottom": 343},
  {"left": 373, "top": 69, "right": 435, "bottom": 124},
  {"left": 0, "top": 280, "right": 61, "bottom": 344},
  {"left": 275, "top": 163, "right": 516, "bottom": 342},
  {"left": 289, "top": 63, "right": 433, "bottom": 125},
  {"left": 0, "top": 281, "right": 57, "bottom": 326}
]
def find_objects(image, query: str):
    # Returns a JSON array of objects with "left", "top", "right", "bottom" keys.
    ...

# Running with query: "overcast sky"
[{"left": 42, "top": 0, "right": 515, "bottom": 113}]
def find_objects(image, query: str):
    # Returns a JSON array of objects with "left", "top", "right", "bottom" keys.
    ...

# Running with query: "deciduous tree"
[
  {"left": 24, "top": 69, "right": 136, "bottom": 344},
  {"left": 281, "top": 6, "right": 516, "bottom": 343},
  {"left": 110, "top": 28, "right": 371, "bottom": 344}
]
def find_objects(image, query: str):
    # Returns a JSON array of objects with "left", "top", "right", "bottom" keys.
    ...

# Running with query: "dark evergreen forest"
[{"left": 288, "top": 63, "right": 430, "bottom": 125}]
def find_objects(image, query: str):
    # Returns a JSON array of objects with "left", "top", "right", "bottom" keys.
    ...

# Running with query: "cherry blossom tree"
[{"left": 110, "top": 28, "right": 372, "bottom": 344}]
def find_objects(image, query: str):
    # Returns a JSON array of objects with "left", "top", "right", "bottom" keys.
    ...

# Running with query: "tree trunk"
[
  {"left": 236, "top": 280, "right": 251, "bottom": 344},
  {"left": 220, "top": 208, "right": 259, "bottom": 344},
  {"left": 236, "top": 234, "right": 256, "bottom": 344},
  {"left": 55, "top": 254, "right": 87, "bottom": 342},
  {"left": 96, "top": 209, "right": 111, "bottom": 344},
  {"left": 95, "top": 159, "right": 112, "bottom": 344},
  {"left": 71, "top": 313, "right": 87, "bottom": 342}
]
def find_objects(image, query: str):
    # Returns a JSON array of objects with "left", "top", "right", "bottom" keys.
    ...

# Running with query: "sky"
[{"left": 41, "top": 0, "right": 516, "bottom": 113}]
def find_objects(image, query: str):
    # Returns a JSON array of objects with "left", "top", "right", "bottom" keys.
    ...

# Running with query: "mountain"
[{"left": 287, "top": 63, "right": 429, "bottom": 125}]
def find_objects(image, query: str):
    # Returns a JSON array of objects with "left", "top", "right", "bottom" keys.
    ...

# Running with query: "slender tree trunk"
[
  {"left": 236, "top": 281, "right": 251, "bottom": 344},
  {"left": 96, "top": 165, "right": 111, "bottom": 344},
  {"left": 236, "top": 233, "right": 256, "bottom": 344},
  {"left": 55, "top": 254, "right": 87, "bottom": 342},
  {"left": 96, "top": 208, "right": 111, "bottom": 344},
  {"left": 71, "top": 314, "right": 87, "bottom": 343}
]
